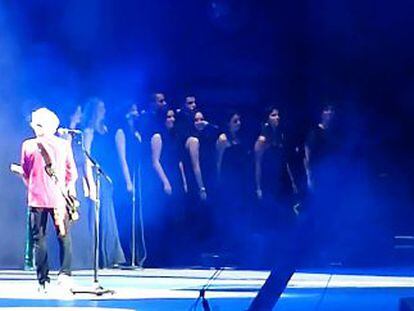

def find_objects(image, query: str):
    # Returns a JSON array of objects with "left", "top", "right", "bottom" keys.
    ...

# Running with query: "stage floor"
[{"left": 0, "top": 267, "right": 413, "bottom": 310}]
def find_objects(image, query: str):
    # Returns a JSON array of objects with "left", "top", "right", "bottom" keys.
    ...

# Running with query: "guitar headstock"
[{"left": 10, "top": 163, "right": 23, "bottom": 176}]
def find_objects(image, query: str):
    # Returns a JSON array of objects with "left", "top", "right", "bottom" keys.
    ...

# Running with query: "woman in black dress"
[
  {"left": 185, "top": 111, "right": 218, "bottom": 201},
  {"left": 254, "top": 107, "right": 297, "bottom": 230},
  {"left": 183, "top": 110, "right": 220, "bottom": 263},
  {"left": 82, "top": 98, "right": 126, "bottom": 268},
  {"left": 216, "top": 111, "right": 248, "bottom": 191},
  {"left": 216, "top": 111, "right": 251, "bottom": 263},
  {"left": 252, "top": 107, "right": 298, "bottom": 268},
  {"left": 114, "top": 103, "right": 145, "bottom": 266},
  {"left": 149, "top": 108, "right": 186, "bottom": 266}
]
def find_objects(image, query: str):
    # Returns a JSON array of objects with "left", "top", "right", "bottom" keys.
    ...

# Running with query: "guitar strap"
[
  {"left": 37, "top": 143, "right": 57, "bottom": 181},
  {"left": 37, "top": 142, "right": 67, "bottom": 235}
]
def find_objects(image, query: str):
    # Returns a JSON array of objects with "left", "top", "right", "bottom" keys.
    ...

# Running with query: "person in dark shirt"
[
  {"left": 185, "top": 110, "right": 219, "bottom": 201},
  {"left": 151, "top": 108, "right": 186, "bottom": 197},
  {"left": 303, "top": 104, "right": 343, "bottom": 265},
  {"left": 183, "top": 110, "right": 220, "bottom": 263},
  {"left": 146, "top": 108, "right": 187, "bottom": 266},
  {"left": 175, "top": 95, "right": 198, "bottom": 147},
  {"left": 252, "top": 106, "right": 298, "bottom": 270},
  {"left": 254, "top": 107, "right": 297, "bottom": 203},
  {"left": 304, "top": 104, "right": 336, "bottom": 191},
  {"left": 138, "top": 93, "right": 169, "bottom": 142},
  {"left": 216, "top": 111, "right": 251, "bottom": 264}
]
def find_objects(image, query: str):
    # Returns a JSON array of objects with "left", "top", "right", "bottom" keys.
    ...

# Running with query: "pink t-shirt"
[{"left": 20, "top": 135, "right": 78, "bottom": 208}]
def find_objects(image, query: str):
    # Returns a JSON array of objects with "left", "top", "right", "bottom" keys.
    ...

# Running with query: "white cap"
[{"left": 30, "top": 107, "right": 60, "bottom": 135}]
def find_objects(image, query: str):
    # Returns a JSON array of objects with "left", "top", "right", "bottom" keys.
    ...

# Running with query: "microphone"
[{"left": 57, "top": 128, "right": 82, "bottom": 135}]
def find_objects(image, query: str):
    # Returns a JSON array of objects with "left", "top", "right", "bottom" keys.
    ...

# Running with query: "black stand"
[{"left": 71, "top": 147, "right": 114, "bottom": 296}]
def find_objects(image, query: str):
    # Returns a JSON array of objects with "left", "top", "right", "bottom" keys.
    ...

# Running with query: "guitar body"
[{"left": 64, "top": 192, "right": 80, "bottom": 221}]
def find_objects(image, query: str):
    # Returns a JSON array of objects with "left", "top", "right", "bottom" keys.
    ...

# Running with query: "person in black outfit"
[
  {"left": 175, "top": 96, "right": 197, "bottom": 142},
  {"left": 183, "top": 110, "right": 220, "bottom": 264},
  {"left": 304, "top": 104, "right": 336, "bottom": 191},
  {"left": 151, "top": 108, "right": 186, "bottom": 197},
  {"left": 114, "top": 103, "right": 144, "bottom": 265},
  {"left": 185, "top": 110, "right": 219, "bottom": 201},
  {"left": 82, "top": 98, "right": 126, "bottom": 268},
  {"left": 138, "top": 93, "right": 168, "bottom": 142},
  {"left": 149, "top": 108, "right": 187, "bottom": 266},
  {"left": 254, "top": 107, "right": 297, "bottom": 234},
  {"left": 248, "top": 106, "right": 305, "bottom": 310},
  {"left": 304, "top": 104, "right": 341, "bottom": 265},
  {"left": 216, "top": 111, "right": 251, "bottom": 264},
  {"left": 136, "top": 94, "right": 176, "bottom": 267}
]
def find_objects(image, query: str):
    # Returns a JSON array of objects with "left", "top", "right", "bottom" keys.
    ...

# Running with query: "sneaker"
[
  {"left": 57, "top": 274, "right": 74, "bottom": 291},
  {"left": 37, "top": 282, "right": 48, "bottom": 294}
]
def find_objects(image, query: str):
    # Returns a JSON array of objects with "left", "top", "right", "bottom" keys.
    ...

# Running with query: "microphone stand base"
[
  {"left": 71, "top": 282, "right": 115, "bottom": 296},
  {"left": 119, "top": 264, "right": 144, "bottom": 270}
]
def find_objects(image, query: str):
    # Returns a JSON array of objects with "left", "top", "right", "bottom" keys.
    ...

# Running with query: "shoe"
[
  {"left": 57, "top": 274, "right": 74, "bottom": 291},
  {"left": 24, "top": 264, "right": 34, "bottom": 271},
  {"left": 37, "top": 281, "right": 48, "bottom": 294}
]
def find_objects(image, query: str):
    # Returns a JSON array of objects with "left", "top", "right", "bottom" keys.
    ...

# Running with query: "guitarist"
[{"left": 20, "top": 107, "right": 78, "bottom": 292}]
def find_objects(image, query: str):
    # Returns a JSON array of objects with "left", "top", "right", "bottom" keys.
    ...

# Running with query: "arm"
[
  {"left": 69, "top": 106, "right": 82, "bottom": 129},
  {"left": 216, "top": 133, "right": 228, "bottom": 178},
  {"left": 65, "top": 140, "right": 78, "bottom": 196},
  {"left": 286, "top": 163, "right": 298, "bottom": 194},
  {"left": 303, "top": 144, "right": 313, "bottom": 190},
  {"left": 19, "top": 141, "right": 30, "bottom": 187},
  {"left": 186, "top": 136, "right": 207, "bottom": 200},
  {"left": 115, "top": 129, "right": 133, "bottom": 192},
  {"left": 179, "top": 161, "right": 188, "bottom": 193},
  {"left": 254, "top": 136, "right": 266, "bottom": 199},
  {"left": 151, "top": 133, "right": 172, "bottom": 195}
]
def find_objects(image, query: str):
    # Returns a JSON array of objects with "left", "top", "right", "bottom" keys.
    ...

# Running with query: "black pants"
[{"left": 30, "top": 207, "right": 72, "bottom": 285}]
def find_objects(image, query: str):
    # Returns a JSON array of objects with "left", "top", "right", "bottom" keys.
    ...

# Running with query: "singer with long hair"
[
  {"left": 82, "top": 97, "right": 125, "bottom": 268},
  {"left": 148, "top": 108, "right": 187, "bottom": 265},
  {"left": 216, "top": 111, "right": 251, "bottom": 263},
  {"left": 254, "top": 106, "right": 297, "bottom": 253},
  {"left": 114, "top": 103, "right": 144, "bottom": 265},
  {"left": 183, "top": 110, "right": 219, "bottom": 262}
]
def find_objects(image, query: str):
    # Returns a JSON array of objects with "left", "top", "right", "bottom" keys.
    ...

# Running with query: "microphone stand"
[
  {"left": 121, "top": 162, "right": 144, "bottom": 270},
  {"left": 134, "top": 161, "right": 147, "bottom": 268},
  {"left": 71, "top": 134, "right": 114, "bottom": 296},
  {"left": 132, "top": 160, "right": 147, "bottom": 267},
  {"left": 120, "top": 127, "right": 147, "bottom": 269},
  {"left": 130, "top": 168, "right": 138, "bottom": 267}
]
